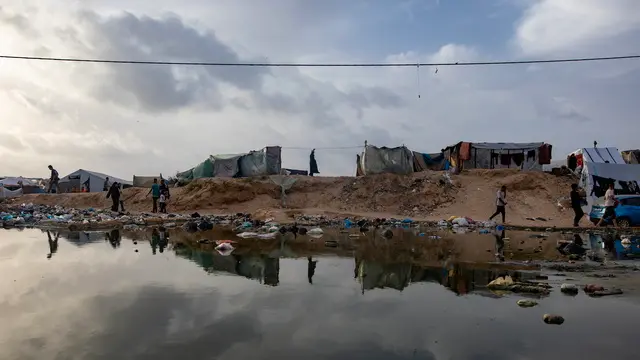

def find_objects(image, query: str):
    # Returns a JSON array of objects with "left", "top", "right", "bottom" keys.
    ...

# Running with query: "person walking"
[
  {"left": 159, "top": 192, "right": 167, "bottom": 213},
  {"left": 570, "top": 184, "right": 585, "bottom": 227},
  {"left": 47, "top": 165, "right": 60, "bottom": 193},
  {"left": 597, "top": 183, "right": 618, "bottom": 227},
  {"left": 106, "top": 182, "right": 121, "bottom": 212},
  {"left": 147, "top": 178, "right": 160, "bottom": 213},
  {"left": 103, "top": 177, "right": 110, "bottom": 191},
  {"left": 489, "top": 186, "right": 507, "bottom": 224}
]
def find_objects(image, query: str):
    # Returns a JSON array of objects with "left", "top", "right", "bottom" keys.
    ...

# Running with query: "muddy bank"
[{"left": 8, "top": 169, "right": 583, "bottom": 227}]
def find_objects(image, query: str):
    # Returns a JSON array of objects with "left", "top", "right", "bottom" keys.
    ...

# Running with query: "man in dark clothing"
[
  {"left": 309, "top": 149, "right": 319, "bottom": 177},
  {"left": 570, "top": 184, "right": 585, "bottom": 227},
  {"left": 568, "top": 154, "right": 578, "bottom": 172},
  {"left": 47, "top": 165, "right": 60, "bottom": 193},
  {"left": 106, "top": 182, "right": 121, "bottom": 212}
]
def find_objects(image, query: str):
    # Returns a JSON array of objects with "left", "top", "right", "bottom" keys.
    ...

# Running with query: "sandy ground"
[{"left": 11, "top": 169, "right": 578, "bottom": 227}]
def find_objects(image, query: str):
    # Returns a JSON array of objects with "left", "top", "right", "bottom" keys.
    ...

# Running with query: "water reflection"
[
  {"left": 2, "top": 228, "right": 640, "bottom": 360},
  {"left": 46, "top": 230, "right": 59, "bottom": 259}
]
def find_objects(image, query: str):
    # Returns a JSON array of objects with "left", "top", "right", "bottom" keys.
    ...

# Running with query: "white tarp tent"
[
  {"left": 572, "top": 147, "right": 624, "bottom": 167},
  {"left": 579, "top": 162, "right": 640, "bottom": 211},
  {"left": 0, "top": 177, "right": 37, "bottom": 187},
  {"left": 59, "top": 169, "right": 132, "bottom": 193}
]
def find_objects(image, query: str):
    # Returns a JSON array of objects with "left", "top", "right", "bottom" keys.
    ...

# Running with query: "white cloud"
[{"left": 514, "top": 0, "right": 640, "bottom": 55}]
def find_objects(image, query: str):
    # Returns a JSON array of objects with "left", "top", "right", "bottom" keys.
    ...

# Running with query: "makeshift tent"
[
  {"left": 579, "top": 162, "right": 640, "bottom": 212},
  {"left": 281, "top": 168, "right": 308, "bottom": 176},
  {"left": 178, "top": 147, "right": 282, "bottom": 180},
  {"left": 357, "top": 145, "right": 413, "bottom": 176},
  {"left": 622, "top": 149, "right": 640, "bottom": 164},
  {"left": 0, "top": 187, "right": 23, "bottom": 199},
  {"left": 132, "top": 175, "right": 162, "bottom": 188},
  {"left": 413, "top": 152, "right": 447, "bottom": 172},
  {"left": 570, "top": 147, "right": 624, "bottom": 167},
  {"left": 443, "top": 142, "right": 551, "bottom": 171},
  {"left": 0, "top": 177, "right": 36, "bottom": 187},
  {"left": 58, "top": 169, "right": 132, "bottom": 193}
]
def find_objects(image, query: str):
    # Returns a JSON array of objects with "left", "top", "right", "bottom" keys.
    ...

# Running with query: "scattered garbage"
[
  {"left": 215, "top": 242, "right": 234, "bottom": 251},
  {"left": 543, "top": 314, "right": 565, "bottom": 325},
  {"left": 487, "top": 276, "right": 551, "bottom": 295},
  {"left": 517, "top": 299, "right": 538, "bottom": 308}
]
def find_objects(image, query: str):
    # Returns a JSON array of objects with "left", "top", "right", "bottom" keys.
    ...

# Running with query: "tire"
[{"left": 618, "top": 218, "right": 631, "bottom": 228}]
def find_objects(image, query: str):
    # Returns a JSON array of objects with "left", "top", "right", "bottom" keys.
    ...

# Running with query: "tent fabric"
[
  {"left": 0, "top": 177, "right": 37, "bottom": 187},
  {"left": 571, "top": 147, "right": 624, "bottom": 167},
  {"left": 133, "top": 175, "right": 161, "bottom": 188},
  {"left": 622, "top": 150, "right": 640, "bottom": 164},
  {"left": 239, "top": 146, "right": 282, "bottom": 177},
  {"left": 0, "top": 187, "right": 23, "bottom": 199},
  {"left": 443, "top": 142, "right": 548, "bottom": 171},
  {"left": 359, "top": 145, "right": 413, "bottom": 175},
  {"left": 413, "top": 152, "right": 446, "bottom": 172},
  {"left": 211, "top": 154, "right": 243, "bottom": 178},
  {"left": 281, "top": 168, "right": 308, "bottom": 176},
  {"left": 193, "top": 158, "right": 215, "bottom": 179},
  {"left": 579, "top": 162, "right": 640, "bottom": 212},
  {"left": 58, "top": 169, "right": 131, "bottom": 193}
]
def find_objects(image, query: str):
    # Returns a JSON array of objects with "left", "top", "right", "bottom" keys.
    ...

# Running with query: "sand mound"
[{"left": 13, "top": 170, "right": 575, "bottom": 226}]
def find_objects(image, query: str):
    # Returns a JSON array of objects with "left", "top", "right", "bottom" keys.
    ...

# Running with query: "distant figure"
[
  {"left": 106, "top": 182, "right": 121, "bottom": 212},
  {"left": 147, "top": 178, "right": 160, "bottom": 213},
  {"left": 309, "top": 149, "right": 319, "bottom": 177},
  {"left": 47, "top": 165, "right": 59, "bottom": 194},
  {"left": 158, "top": 227, "right": 169, "bottom": 253},
  {"left": 103, "top": 177, "right": 110, "bottom": 191},
  {"left": 568, "top": 154, "right": 577, "bottom": 172},
  {"left": 597, "top": 183, "right": 618, "bottom": 227},
  {"left": 489, "top": 186, "right": 507, "bottom": 224},
  {"left": 159, "top": 193, "right": 167, "bottom": 213},
  {"left": 570, "top": 184, "right": 585, "bottom": 227},
  {"left": 151, "top": 228, "right": 160, "bottom": 255}
]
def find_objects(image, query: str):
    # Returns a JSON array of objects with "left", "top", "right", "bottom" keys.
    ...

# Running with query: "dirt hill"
[{"left": 12, "top": 169, "right": 576, "bottom": 226}]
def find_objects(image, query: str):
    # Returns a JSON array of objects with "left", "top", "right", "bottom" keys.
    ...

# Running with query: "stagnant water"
[{"left": 1, "top": 227, "right": 640, "bottom": 360}]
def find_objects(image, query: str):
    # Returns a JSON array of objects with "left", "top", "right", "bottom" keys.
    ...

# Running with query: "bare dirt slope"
[{"left": 14, "top": 170, "right": 576, "bottom": 226}]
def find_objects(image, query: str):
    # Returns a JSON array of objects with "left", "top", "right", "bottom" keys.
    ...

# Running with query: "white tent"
[
  {"left": 58, "top": 169, "right": 132, "bottom": 193},
  {"left": 571, "top": 147, "right": 625, "bottom": 166},
  {"left": 0, "top": 177, "right": 37, "bottom": 187},
  {"left": 580, "top": 162, "right": 640, "bottom": 212}
]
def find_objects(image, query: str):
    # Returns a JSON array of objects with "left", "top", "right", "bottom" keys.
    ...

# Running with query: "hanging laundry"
[
  {"left": 527, "top": 150, "right": 536, "bottom": 161},
  {"left": 500, "top": 154, "right": 511, "bottom": 166},
  {"left": 538, "top": 144, "right": 552, "bottom": 164},
  {"left": 491, "top": 153, "right": 500, "bottom": 165},
  {"left": 459, "top": 142, "right": 472, "bottom": 161},
  {"left": 513, "top": 153, "right": 525, "bottom": 167}
]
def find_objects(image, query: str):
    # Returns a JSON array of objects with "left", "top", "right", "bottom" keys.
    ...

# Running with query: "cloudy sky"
[{"left": 1, "top": 0, "right": 639, "bottom": 178}]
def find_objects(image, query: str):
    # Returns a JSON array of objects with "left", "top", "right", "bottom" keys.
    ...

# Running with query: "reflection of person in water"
[
  {"left": 307, "top": 256, "right": 317, "bottom": 284},
  {"left": 46, "top": 230, "right": 59, "bottom": 259},
  {"left": 158, "top": 227, "right": 169, "bottom": 253},
  {"left": 557, "top": 234, "right": 586, "bottom": 256},
  {"left": 151, "top": 228, "right": 160, "bottom": 255},
  {"left": 494, "top": 230, "right": 506, "bottom": 262},
  {"left": 105, "top": 229, "right": 121, "bottom": 249}
]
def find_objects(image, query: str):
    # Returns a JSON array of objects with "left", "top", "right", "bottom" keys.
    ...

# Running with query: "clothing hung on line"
[
  {"left": 512, "top": 153, "right": 525, "bottom": 167},
  {"left": 500, "top": 154, "right": 511, "bottom": 166}
]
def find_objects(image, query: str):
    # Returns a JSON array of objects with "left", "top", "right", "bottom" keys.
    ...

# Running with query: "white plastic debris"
[
  {"left": 257, "top": 232, "right": 277, "bottom": 240},
  {"left": 452, "top": 217, "right": 469, "bottom": 227},
  {"left": 215, "top": 243, "right": 235, "bottom": 251},
  {"left": 307, "top": 228, "right": 324, "bottom": 235},
  {"left": 237, "top": 232, "right": 259, "bottom": 239}
]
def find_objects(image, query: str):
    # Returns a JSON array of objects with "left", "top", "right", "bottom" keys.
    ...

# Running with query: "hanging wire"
[{"left": 0, "top": 54, "right": 639, "bottom": 67}]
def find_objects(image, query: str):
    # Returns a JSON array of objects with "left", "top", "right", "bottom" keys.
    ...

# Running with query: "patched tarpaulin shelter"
[
  {"left": 178, "top": 146, "right": 282, "bottom": 180},
  {"left": 412, "top": 151, "right": 447, "bottom": 172},
  {"left": 443, "top": 142, "right": 552, "bottom": 171},
  {"left": 357, "top": 145, "right": 413, "bottom": 176}
]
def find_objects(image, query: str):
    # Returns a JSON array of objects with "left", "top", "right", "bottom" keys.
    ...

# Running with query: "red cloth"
[
  {"left": 538, "top": 144, "right": 552, "bottom": 164},
  {"left": 459, "top": 142, "right": 471, "bottom": 161}
]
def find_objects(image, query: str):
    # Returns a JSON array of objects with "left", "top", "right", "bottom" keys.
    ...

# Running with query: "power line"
[{"left": 0, "top": 54, "right": 639, "bottom": 67}]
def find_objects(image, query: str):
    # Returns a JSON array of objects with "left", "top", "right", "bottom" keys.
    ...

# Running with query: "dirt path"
[{"left": 11, "top": 169, "right": 578, "bottom": 227}]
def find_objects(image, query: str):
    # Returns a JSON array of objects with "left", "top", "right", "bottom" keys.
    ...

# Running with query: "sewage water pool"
[{"left": 1, "top": 228, "right": 639, "bottom": 360}]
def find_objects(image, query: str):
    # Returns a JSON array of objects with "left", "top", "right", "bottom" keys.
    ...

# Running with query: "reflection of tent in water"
[
  {"left": 174, "top": 247, "right": 280, "bottom": 286},
  {"left": 62, "top": 231, "right": 105, "bottom": 246},
  {"left": 357, "top": 258, "right": 539, "bottom": 295}
]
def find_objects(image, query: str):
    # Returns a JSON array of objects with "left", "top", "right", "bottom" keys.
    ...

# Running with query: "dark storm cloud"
[{"left": 79, "top": 11, "right": 269, "bottom": 112}]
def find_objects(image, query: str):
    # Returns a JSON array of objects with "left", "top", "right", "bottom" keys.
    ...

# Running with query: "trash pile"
[
  {"left": 0, "top": 203, "right": 190, "bottom": 230},
  {"left": 436, "top": 216, "right": 498, "bottom": 233}
]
